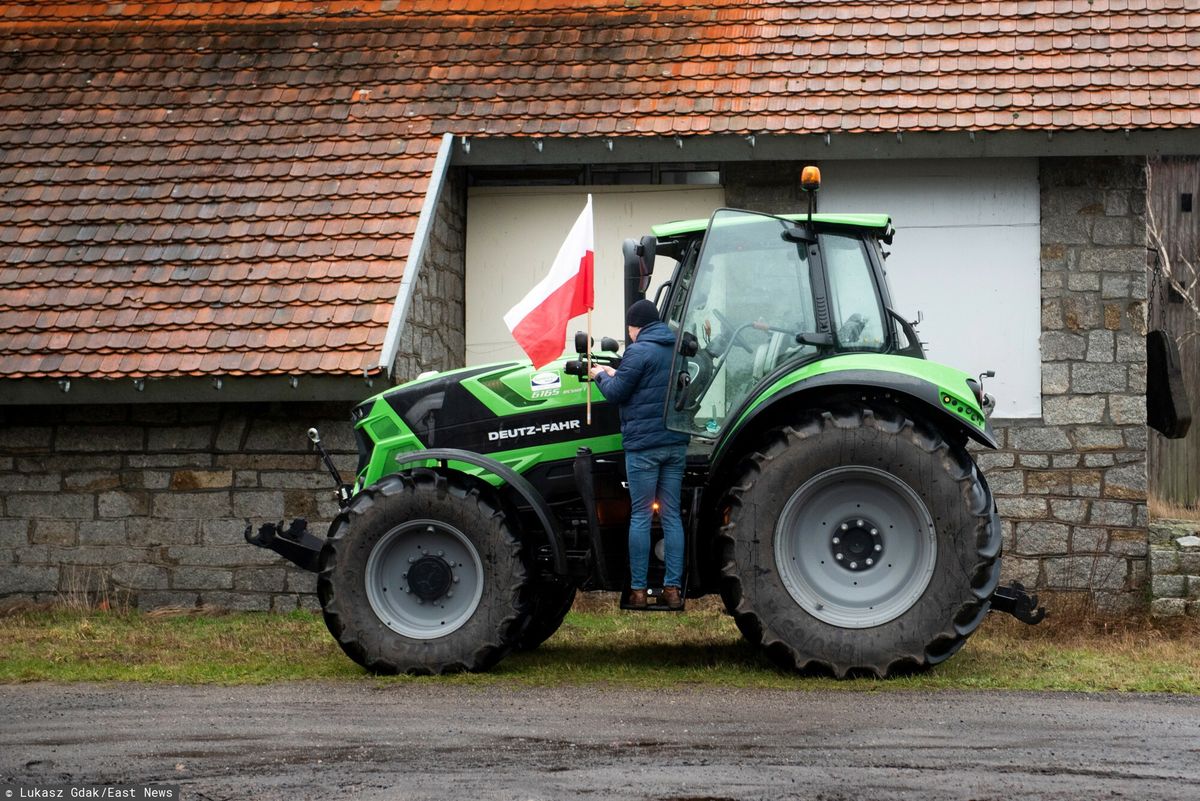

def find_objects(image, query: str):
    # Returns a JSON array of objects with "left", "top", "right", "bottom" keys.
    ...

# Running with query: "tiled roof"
[{"left": 1, "top": 1, "right": 1197, "bottom": 380}]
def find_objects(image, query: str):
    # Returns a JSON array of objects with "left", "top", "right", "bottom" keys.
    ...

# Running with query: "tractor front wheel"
[
  {"left": 719, "top": 404, "right": 1001, "bottom": 677},
  {"left": 317, "top": 469, "right": 529, "bottom": 674}
]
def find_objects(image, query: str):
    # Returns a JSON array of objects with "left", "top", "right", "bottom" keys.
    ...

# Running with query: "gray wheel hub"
[
  {"left": 774, "top": 466, "right": 937, "bottom": 629},
  {"left": 365, "top": 519, "right": 484, "bottom": 640}
]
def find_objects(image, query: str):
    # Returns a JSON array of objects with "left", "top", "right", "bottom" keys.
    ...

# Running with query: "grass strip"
[{"left": 1, "top": 603, "right": 1197, "bottom": 692}]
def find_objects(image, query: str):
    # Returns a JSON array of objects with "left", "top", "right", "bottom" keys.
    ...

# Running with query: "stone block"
[
  {"left": 152, "top": 491, "right": 231, "bottom": 520},
  {"left": 1114, "top": 333, "right": 1144, "bottom": 362},
  {"left": 1019, "top": 453, "right": 1050, "bottom": 468},
  {"left": 215, "top": 454, "right": 314, "bottom": 471},
  {"left": 1149, "top": 548, "right": 1179, "bottom": 575},
  {"left": 1043, "top": 396, "right": 1105, "bottom": 425},
  {"left": 1107, "top": 533, "right": 1147, "bottom": 558},
  {"left": 6, "top": 493, "right": 94, "bottom": 519},
  {"left": 259, "top": 471, "right": 342, "bottom": 490},
  {"left": 4, "top": 426, "right": 54, "bottom": 450},
  {"left": 232, "top": 491, "right": 286, "bottom": 519},
  {"left": 1043, "top": 555, "right": 1126, "bottom": 590},
  {"left": 1041, "top": 298, "right": 1063, "bottom": 330},
  {"left": 234, "top": 470, "right": 259, "bottom": 488},
  {"left": 1067, "top": 272, "right": 1100, "bottom": 291},
  {"left": 168, "top": 544, "right": 281, "bottom": 567},
  {"left": 1010, "top": 426, "right": 1072, "bottom": 452},
  {"left": 1103, "top": 190, "right": 1130, "bottom": 216},
  {"left": 1024, "top": 470, "right": 1072, "bottom": 496},
  {"left": 1178, "top": 552, "right": 1200, "bottom": 574},
  {"left": 1090, "top": 500, "right": 1135, "bottom": 526},
  {"left": 1092, "top": 591, "right": 1143, "bottom": 616},
  {"left": 235, "top": 567, "right": 287, "bottom": 592},
  {"left": 56, "top": 426, "right": 144, "bottom": 453},
  {"left": 170, "top": 469, "right": 233, "bottom": 490},
  {"left": 1187, "top": 577, "right": 1200, "bottom": 600},
  {"left": 285, "top": 570, "right": 317, "bottom": 594},
  {"left": 0, "top": 565, "right": 59, "bottom": 592},
  {"left": 111, "top": 563, "right": 170, "bottom": 590},
  {"left": 1070, "top": 427, "right": 1124, "bottom": 451},
  {"left": 1151, "top": 598, "right": 1186, "bottom": 617},
  {"left": 1062, "top": 296, "right": 1101, "bottom": 331},
  {"left": 1085, "top": 330, "right": 1114, "bottom": 362},
  {"left": 98, "top": 490, "right": 150, "bottom": 518},
  {"left": 1123, "top": 425, "right": 1147, "bottom": 449},
  {"left": 1040, "top": 331, "right": 1086, "bottom": 361},
  {"left": 1102, "top": 464, "right": 1145, "bottom": 500},
  {"left": 16, "top": 454, "right": 121, "bottom": 473},
  {"left": 1103, "top": 303, "right": 1122, "bottom": 331},
  {"left": 1151, "top": 574, "right": 1186, "bottom": 598},
  {"left": 62, "top": 472, "right": 120, "bottom": 493},
  {"left": 29, "top": 519, "right": 75, "bottom": 545},
  {"left": 1042, "top": 213, "right": 1091, "bottom": 245},
  {"left": 1000, "top": 556, "right": 1040, "bottom": 587},
  {"left": 200, "top": 518, "right": 253, "bottom": 546},
  {"left": 1188, "top": 601, "right": 1200, "bottom": 618},
  {"left": 244, "top": 421, "right": 309, "bottom": 453},
  {"left": 1107, "top": 395, "right": 1146, "bottom": 425},
  {"left": 1052, "top": 454, "right": 1081, "bottom": 468},
  {"left": 1071, "top": 527, "right": 1108, "bottom": 552},
  {"left": 78, "top": 520, "right": 127, "bottom": 545},
  {"left": 1041, "top": 363, "right": 1070, "bottom": 395},
  {"left": 1014, "top": 521, "right": 1070, "bottom": 555},
  {"left": 1077, "top": 247, "right": 1143, "bottom": 272},
  {"left": 1071, "top": 363, "right": 1127, "bottom": 393},
  {"left": 126, "top": 453, "right": 213, "bottom": 469},
  {"left": 148, "top": 426, "right": 213, "bottom": 452},
  {"left": 135, "top": 591, "right": 199, "bottom": 610},
  {"left": 171, "top": 566, "right": 234, "bottom": 590},
  {"left": 201, "top": 591, "right": 272, "bottom": 612},
  {"left": 0, "top": 517, "right": 29, "bottom": 538},
  {"left": 997, "top": 496, "right": 1048, "bottom": 520},
  {"left": 986, "top": 470, "right": 1024, "bottom": 495},
  {"left": 1049, "top": 499, "right": 1088, "bottom": 523},
  {"left": 4, "top": 472, "right": 63, "bottom": 492},
  {"left": 215, "top": 416, "right": 248, "bottom": 452}
]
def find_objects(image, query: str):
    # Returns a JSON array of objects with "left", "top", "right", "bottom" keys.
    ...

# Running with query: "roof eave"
[{"left": 0, "top": 374, "right": 381, "bottom": 406}]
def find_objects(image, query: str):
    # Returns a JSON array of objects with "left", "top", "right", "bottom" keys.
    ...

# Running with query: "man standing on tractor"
[{"left": 589, "top": 299, "right": 691, "bottom": 609}]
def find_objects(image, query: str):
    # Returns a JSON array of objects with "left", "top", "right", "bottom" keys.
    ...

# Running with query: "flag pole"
[{"left": 586, "top": 308, "right": 593, "bottom": 425}]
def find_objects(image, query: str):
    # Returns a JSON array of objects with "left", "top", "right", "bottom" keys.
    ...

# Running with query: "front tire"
[
  {"left": 719, "top": 405, "right": 1001, "bottom": 677},
  {"left": 318, "top": 469, "right": 529, "bottom": 674}
]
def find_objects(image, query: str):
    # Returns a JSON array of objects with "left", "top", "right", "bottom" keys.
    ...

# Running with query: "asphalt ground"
[{"left": 1, "top": 684, "right": 1198, "bottom": 801}]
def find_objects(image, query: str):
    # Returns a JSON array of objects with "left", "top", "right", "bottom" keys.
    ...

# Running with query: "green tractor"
[{"left": 247, "top": 185, "right": 1044, "bottom": 678}]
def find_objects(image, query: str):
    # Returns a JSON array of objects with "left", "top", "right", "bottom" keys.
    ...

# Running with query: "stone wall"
[
  {"left": 0, "top": 402, "right": 357, "bottom": 610},
  {"left": 391, "top": 168, "right": 467, "bottom": 382},
  {"left": 983, "top": 156, "right": 1149, "bottom": 613}
]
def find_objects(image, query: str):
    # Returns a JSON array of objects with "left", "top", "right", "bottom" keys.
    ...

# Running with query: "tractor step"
[
  {"left": 619, "top": 587, "right": 686, "bottom": 612},
  {"left": 243, "top": 518, "right": 324, "bottom": 573}
]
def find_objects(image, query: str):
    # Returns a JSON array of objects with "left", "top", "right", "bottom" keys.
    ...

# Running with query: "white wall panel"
[
  {"left": 820, "top": 158, "right": 1042, "bottom": 418},
  {"left": 466, "top": 185, "right": 724, "bottom": 365}
]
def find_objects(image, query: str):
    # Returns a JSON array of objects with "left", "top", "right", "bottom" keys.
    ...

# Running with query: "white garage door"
[
  {"left": 820, "top": 158, "right": 1041, "bottom": 418},
  {"left": 465, "top": 185, "right": 725, "bottom": 366}
]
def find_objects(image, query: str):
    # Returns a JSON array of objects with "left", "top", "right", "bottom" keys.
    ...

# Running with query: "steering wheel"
[
  {"left": 708, "top": 308, "right": 764, "bottom": 356},
  {"left": 677, "top": 344, "right": 715, "bottom": 413}
]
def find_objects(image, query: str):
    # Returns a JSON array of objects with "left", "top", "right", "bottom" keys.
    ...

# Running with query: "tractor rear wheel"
[
  {"left": 719, "top": 404, "right": 1001, "bottom": 678},
  {"left": 317, "top": 469, "right": 529, "bottom": 674}
]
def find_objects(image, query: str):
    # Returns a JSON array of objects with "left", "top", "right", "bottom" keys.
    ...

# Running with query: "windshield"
[{"left": 665, "top": 210, "right": 818, "bottom": 437}]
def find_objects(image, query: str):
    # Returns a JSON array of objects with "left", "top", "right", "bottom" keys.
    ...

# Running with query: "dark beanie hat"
[{"left": 626, "top": 299, "right": 660, "bottom": 328}]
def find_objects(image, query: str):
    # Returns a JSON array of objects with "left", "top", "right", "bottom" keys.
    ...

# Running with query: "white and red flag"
[{"left": 504, "top": 195, "right": 595, "bottom": 368}]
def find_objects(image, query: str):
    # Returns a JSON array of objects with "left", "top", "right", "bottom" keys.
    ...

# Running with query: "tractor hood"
[{"left": 349, "top": 359, "right": 623, "bottom": 486}]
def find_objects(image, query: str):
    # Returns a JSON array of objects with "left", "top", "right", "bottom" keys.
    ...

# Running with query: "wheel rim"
[
  {"left": 774, "top": 466, "right": 937, "bottom": 629},
  {"left": 365, "top": 519, "right": 484, "bottom": 640}
]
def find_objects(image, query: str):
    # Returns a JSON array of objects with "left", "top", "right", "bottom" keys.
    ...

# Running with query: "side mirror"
[
  {"left": 623, "top": 236, "right": 657, "bottom": 310},
  {"left": 600, "top": 336, "right": 620, "bottom": 353},
  {"left": 680, "top": 331, "right": 699, "bottom": 357},
  {"left": 573, "top": 331, "right": 591, "bottom": 354},
  {"left": 563, "top": 359, "right": 585, "bottom": 377}
]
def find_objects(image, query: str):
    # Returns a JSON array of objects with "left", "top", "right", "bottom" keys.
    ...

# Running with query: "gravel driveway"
[{"left": 2, "top": 683, "right": 1198, "bottom": 800}]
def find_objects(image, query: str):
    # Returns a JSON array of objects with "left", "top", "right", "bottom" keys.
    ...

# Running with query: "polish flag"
[{"left": 504, "top": 195, "right": 595, "bottom": 368}]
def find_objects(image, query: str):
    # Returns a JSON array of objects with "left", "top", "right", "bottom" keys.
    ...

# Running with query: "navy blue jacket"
[{"left": 595, "top": 320, "right": 691, "bottom": 452}]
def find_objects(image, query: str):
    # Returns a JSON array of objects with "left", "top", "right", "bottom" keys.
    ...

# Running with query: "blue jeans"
[{"left": 625, "top": 444, "right": 687, "bottom": 590}]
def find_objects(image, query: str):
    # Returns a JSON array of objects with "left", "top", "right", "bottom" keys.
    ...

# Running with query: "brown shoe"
[
  {"left": 627, "top": 589, "right": 648, "bottom": 609},
  {"left": 662, "top": 586, "right": 683, "bottom": 610}
]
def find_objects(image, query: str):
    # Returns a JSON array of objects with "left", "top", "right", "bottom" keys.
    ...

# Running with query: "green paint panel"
[{"left": 734, "top": 353, "right": 988, "bottom": 432}]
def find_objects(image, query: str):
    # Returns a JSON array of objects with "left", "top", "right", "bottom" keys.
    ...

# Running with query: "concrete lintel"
[
  {"left": 451, "top": 129, "right": 1200, "bottom": 166},
  {"left": 0, "top": 375, "right": 381, "bottom": 406}
]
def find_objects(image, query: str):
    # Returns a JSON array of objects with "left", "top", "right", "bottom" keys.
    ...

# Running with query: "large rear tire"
[
  {"left": 317, "top": 469, "right": 529, "bottom": 674},
  {"left": 719, "top": 404, "right": 1001, "bottom": 678}
]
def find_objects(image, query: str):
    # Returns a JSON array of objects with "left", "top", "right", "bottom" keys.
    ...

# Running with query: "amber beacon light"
[{"left": 800, "top": 165, "right": 821, "bottom": 191}]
